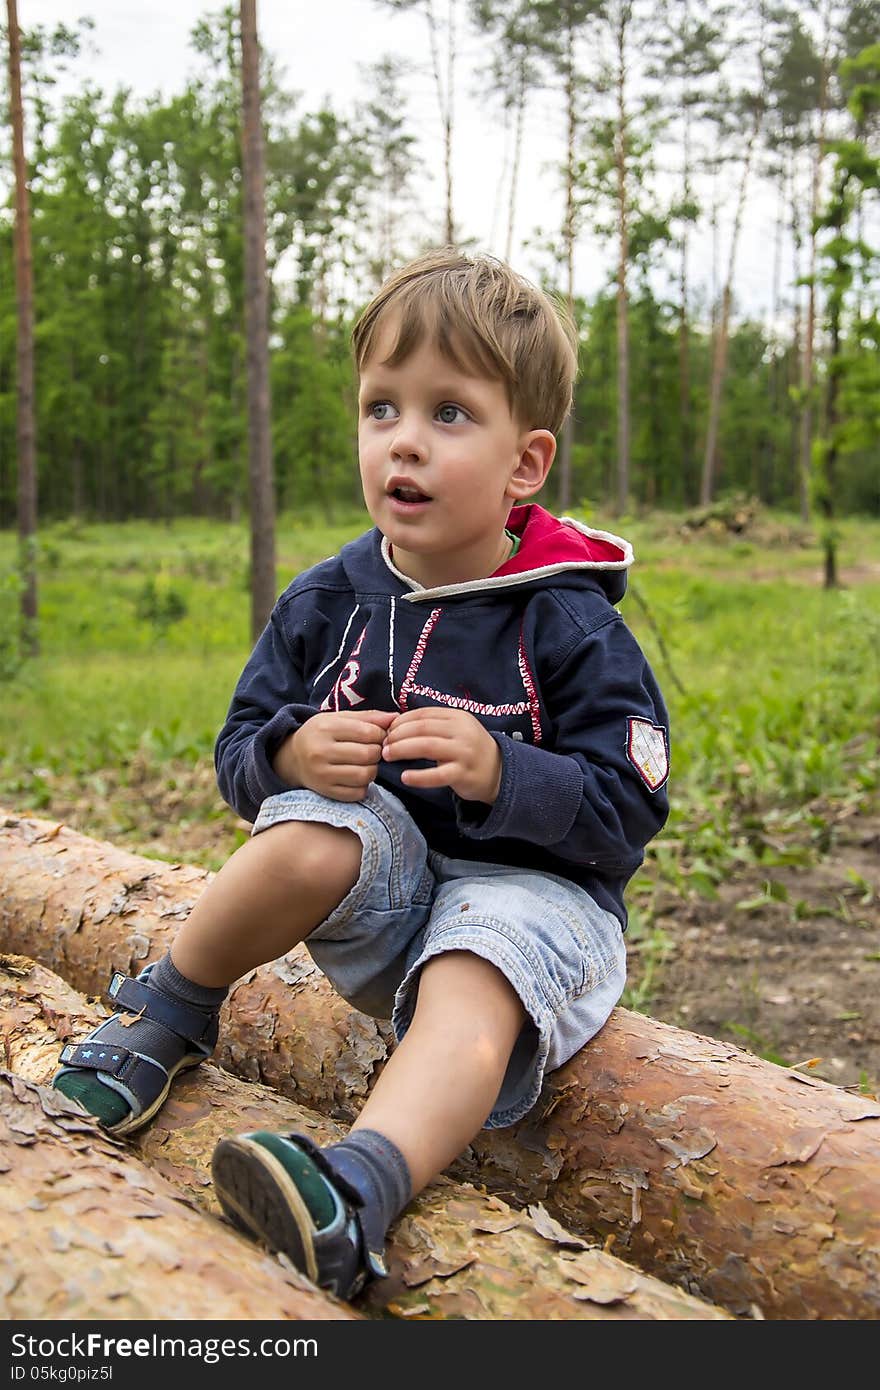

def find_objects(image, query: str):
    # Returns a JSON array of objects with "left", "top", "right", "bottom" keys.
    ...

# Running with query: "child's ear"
[{"left": 507, "top": 429, "right": 557, "bottom": 500}]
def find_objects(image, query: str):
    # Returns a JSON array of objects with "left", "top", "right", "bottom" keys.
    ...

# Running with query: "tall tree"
[
  {"left": 762, "top": 7, "right": 822, "bottom": 514},
  {"left": 470, "top": 1, "right": 550, "bottom": 259},
  {"left": 654, "top": 0, "right": 728, "bottom": 505},
  {"left": 239, "top": 0, "right": 276, "bottom": 639},
  {"left": 699, "top": 2, "right": 777, "bottom": 506},
  {"left": 537, "top": 1, "right": 602, "bottom": 510},
  {"left": 378, "top": 0, "right": 462, "bottom": 245},
  {"left": 795, "top": 1, "right": 833, "bottom": 522},
  {"left": 813, "top": 42, "right": 880, "bottom": 587},
  {"left": 576, "top": 1, "right": 667, "bottom": 513},
  {"left": 5, "top": 0, "right": 37, "bottom": 653},
  {"left": 357, "top": 56, "right": 420, "bottom": 284}
]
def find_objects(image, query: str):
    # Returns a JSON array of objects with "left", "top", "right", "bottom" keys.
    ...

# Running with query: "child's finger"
[
  {"left": 382, "top": 735, "right": 451, "bottom": 763},
  {"left": 326, "top": 742, "right": 382, "bottom": 766},
  {"left": 399, "top": 762, "right": 457, "bottom": 788}
]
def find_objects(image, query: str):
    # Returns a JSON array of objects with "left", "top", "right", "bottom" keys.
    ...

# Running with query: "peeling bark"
[
  {"left": 0, "top": 955, "right": 729, "bottom": 1321},
  {"left": 0, "top": 1068, "right": 356, "bottom": 1320},
  {"left": 2, "top": 813, "right": 880, "bottom": 1319}
]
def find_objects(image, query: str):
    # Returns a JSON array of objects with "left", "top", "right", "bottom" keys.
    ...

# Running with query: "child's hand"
[
  {"left": 274, "top": 710, "right": 397, "bottom": 802},
  {"left": 381, "top": 708, "right": 503, "bottom": 803}
]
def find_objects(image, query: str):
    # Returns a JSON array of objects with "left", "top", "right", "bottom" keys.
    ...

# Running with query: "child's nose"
[{"left": 389, "top": 416, "right": 426, "bottom": 462}]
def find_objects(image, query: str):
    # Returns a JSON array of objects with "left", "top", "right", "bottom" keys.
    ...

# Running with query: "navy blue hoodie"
[{"left": 215, "top": 503, "right": 670, "bottom": 929}]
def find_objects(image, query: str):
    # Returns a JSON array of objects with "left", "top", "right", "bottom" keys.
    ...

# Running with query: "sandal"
[
  {"left": 211, "top": 1129, "right": 388, "bottom": 1299},
  {"left": 52, "top": 963, "right": 219, "bottom": 1136}
]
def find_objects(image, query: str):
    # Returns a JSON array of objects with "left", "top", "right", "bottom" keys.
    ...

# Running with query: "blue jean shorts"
[{"left": 252, "top": 783, "right": 626, "bottom": 1128}]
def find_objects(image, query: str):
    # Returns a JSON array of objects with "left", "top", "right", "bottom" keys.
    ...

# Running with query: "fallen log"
[
  {"left": 0, "top": 954, "right": 729, "bottom": 1321},
  {"left": 2, "top": 810, "right": 880, "bottom": 1320},
  {"left": 0, "top": 1068, "right": 357, "bottom": 1321}
]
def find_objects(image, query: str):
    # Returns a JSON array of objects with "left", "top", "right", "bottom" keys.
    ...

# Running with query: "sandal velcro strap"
[
  {"left": 107, "top": 972, "right": 217, "bottom": 1048},
  {"left": 58, "top": 1041, "right": 134, "bottom": 1077},
  {"left": 283, "top": 1131, "right": 389, "bottom": 1281}
]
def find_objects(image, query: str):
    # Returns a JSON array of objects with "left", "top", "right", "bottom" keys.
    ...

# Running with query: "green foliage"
[
  {"left": 0, "top": 565, "right": 24, "bottom": 682},
  {"left": 135, "top": 570, "right": 189, "bottom": 631},
  {"left": 1, "top": 3, "right": 878, "bottom": 527}
]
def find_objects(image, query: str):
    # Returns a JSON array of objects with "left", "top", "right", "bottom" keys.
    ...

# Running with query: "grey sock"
[
  {"left": 151, "top": 952, "right": 229, "bottom": 1009},
  {"left": 325, "top": 1129, "right": 413, "bottom": 1237}
]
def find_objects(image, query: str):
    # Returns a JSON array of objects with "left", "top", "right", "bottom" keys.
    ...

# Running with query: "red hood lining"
[{"left": 495, "top": 504, "right": 627, "bottom": 577}]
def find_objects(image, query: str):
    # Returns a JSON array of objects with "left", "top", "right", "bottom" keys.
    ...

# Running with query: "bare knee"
[
  {"left": 415, "top": 951, "right": 525, "bottom": 1045},
  {"left": 245, "top": 819, "right": 362, "bottom": 900}
]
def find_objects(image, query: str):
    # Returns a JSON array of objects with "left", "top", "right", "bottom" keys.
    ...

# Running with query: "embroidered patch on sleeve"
[{"left": 626, "top": 718, "right": 669, "bottom": 791}]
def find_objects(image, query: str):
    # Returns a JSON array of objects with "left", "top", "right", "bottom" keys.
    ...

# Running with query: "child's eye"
[
  {"left": 436, "top": 403, "right": 469, "bottom": 424},
  {"left": 367, "top": 401, "right": 398, "bottom": 421}
]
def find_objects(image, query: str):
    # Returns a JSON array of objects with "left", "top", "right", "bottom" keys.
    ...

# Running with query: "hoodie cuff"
[
  {"left": 454, "top": 733, "right": 583, "bottom": 846},
  {"left": 244, "top": 705, "right": 311, "bottom": 809}
]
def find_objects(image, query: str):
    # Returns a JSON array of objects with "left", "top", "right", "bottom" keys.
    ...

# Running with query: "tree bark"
[
  {"left": 1, "top": 953, "right": 729, "bottom": 1321},
  {"left": 614, "top": 5, "right": 630, "bottom": 517},
  {"left": 798, "top": 36, "right": 829, "bottom": 524},
  {"left": 2, "top": 812, "right": 880, "bottom": 1320},
  {"left": 6, "top": 0, "right": 39, "bottom": 655},
  {"left": 239, "top": 0, "right": 276, "bottom": 640},
  {"left": 699, "top": 101, "right": 762, "bottom": 507},
  {"left": 555, "top": 10, "right": 577, "bottom": 513},
  {"left": 0, "top": 1070, "right": 356, "bottom": 1321}
]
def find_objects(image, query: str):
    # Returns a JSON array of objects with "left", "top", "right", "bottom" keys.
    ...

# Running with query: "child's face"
[{"left": 357, "top": 322, "right": 550, "bottom": 588}]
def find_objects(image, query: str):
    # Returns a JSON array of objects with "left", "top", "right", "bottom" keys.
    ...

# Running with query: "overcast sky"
[{"left": 18, "top": 0, "right": 779, "bottom": 316}]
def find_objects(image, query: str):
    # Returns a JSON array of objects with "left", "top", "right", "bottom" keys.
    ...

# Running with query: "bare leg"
[
  {"left": 170, "top": 820, "right": 363, "bottom": 987},
  {"left": 350, "top": 951, "right": 525, "bottom": 1192}
]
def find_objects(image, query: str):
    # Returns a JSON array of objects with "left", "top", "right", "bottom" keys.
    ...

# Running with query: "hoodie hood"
[{"left": 369, "top": 503, "right": 632, "bottom": 605}]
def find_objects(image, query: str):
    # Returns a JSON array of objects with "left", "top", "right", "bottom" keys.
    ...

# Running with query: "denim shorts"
[{"left": 251, "top": 783, "right": 626, "bottom": 1128}]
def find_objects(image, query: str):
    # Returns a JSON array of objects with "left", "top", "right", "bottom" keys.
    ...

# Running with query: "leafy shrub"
[{"left": 135, "top": 570, "right": 188, "bottom": 630}]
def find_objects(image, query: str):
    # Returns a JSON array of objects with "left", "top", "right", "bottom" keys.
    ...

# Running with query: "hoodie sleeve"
[
  {"left": 214, "top": 599, "right": 318, "bottom": 823},
  {"left": 455, "top": 608, "right": 669, "bottom": 870}
]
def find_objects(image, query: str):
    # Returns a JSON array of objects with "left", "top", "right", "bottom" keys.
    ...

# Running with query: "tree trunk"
[
  {"left": 426, "top": 0, "right": 455, "bottom": 244},
  {"left": 2, "top": 812, "right": 880, "bottom": 1319},
  {"left": 504, "top": 59, "right": 526, "bottom": 262},
  {"left": 700, "top": 102, "right": 762, "bottom": 506},
  {"left": 6, "top": 0, "right": 39, "bottom": 655},
  {"left": 0, "top": 1069, "right": 357, "bottom": 1321},
  {"left": 556, "top": 15, "right": 577, "bottom": 513},
  {"left": 239, "top": 0, "right": 276, "bottom": 641},
  {"left": 614, "top": 11, "right": 630, "bottom": 516},
  {"left": 679, "top": 100, "right": 693, "bottom": 504},
  {"left": 799, "top": 45, "right": 829, "bottom": 524},
  {"left": 1, "top": 953, "right": 729, "bottom": 1321}
]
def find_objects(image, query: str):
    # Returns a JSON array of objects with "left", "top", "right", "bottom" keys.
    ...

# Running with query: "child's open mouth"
[{"left": 387, "top": 483, "right": 432, "bottom": 509}]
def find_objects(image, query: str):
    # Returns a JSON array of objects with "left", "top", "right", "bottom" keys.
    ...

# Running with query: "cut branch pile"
[{"left": 2, "top": 809, "right": 880, "bottom": 1321}]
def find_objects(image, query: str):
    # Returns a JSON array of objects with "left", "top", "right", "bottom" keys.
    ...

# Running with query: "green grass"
[
  {"left": 1, "top": 508, "right": 878, "bottom": 848},
  {"left": 0, "top": 510, "right": 371, "bottom": 782}
]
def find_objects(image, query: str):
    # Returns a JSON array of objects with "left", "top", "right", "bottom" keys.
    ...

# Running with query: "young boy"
[{"left": 54, "top": 249, "right": 669, "bottom": 1300}]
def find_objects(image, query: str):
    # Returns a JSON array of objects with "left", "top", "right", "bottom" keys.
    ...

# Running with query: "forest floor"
[
  {"left": 26, "top": 764, "right": 880, "bottom": 1100},
  {"left": 633, "top": 801, "right": 880, "bottom": 1096}
]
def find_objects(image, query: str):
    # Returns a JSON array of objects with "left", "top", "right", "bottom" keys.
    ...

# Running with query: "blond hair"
[{"left": 351, "top": 248, "right": 578, "bottom": 435}]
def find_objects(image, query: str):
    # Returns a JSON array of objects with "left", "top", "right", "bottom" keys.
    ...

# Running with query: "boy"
[{"left": 54, "top": 249, "right": 669, "bottom": 1300}]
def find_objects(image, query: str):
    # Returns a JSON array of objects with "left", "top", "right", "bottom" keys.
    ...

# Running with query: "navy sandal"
[
  {"left": 53, "top": 964, "right": 219, "bottom": 1136},
  {"left": 211, "top": 1130, "right": 388, "bottom": 1299}
]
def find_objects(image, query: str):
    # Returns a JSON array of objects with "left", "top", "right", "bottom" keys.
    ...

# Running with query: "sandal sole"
[{"left": 211, "top": 1136, "right": 320, "bottom": 1284}]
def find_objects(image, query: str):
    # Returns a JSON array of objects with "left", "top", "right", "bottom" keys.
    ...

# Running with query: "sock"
[
  {"left": 151, "top": 952, "right": 230, "bottom": 1011},
  {"left": 324, "top": 1128, "right": 413, "bottom": 1238}
]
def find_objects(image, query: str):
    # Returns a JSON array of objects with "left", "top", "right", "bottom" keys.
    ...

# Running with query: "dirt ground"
[
  {"left": 633, "top": 806, "right": 880, "bottom": 1096},
  {"left": 13, "top": 766, "right": 880, "bottom": 1099}
]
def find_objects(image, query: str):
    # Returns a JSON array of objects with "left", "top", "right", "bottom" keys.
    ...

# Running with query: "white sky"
[{"left": 18, "top": 0, "right": 784, "bottom": 318}]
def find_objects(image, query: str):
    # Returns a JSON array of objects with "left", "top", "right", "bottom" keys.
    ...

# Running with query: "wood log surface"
[
  {"left": 0, "top": 1066, "right": 357, "bottom": 1321},
  {"left": 2, "top": 810, "right": 880, "bottom": 1319},
  {"left": 0, "top": 954, "right": 729, "bottom": 1321}
]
